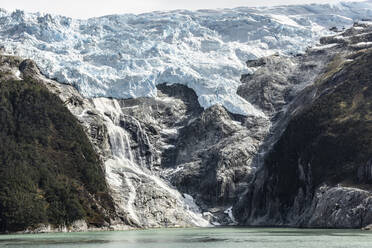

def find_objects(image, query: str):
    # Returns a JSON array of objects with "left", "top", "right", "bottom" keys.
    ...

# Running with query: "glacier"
[{"left": 1, "top": 1, "right": 372, "bottom": 115}]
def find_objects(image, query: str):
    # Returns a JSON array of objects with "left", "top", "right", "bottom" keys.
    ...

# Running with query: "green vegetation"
[{"left": 0, "top": 74, "right": 114, "bottom": 232}]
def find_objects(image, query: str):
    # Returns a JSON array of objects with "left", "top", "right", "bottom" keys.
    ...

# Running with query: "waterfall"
[{"left": 92, "top": 98, "right": 210, "bottom": 227}]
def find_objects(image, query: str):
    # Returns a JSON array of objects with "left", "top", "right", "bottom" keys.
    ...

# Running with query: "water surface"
[{"left": 0, "top": 227, "right": 371, "bottom": 248}]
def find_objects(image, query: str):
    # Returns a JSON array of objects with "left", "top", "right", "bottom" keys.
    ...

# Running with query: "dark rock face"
[
  {"left": 116, "top": 83, "right": 268, "bottom": 224},
  {"left": 168, "top": 105, "right": 249, "bottom": 206},
  {"left": 306, "top": 186, "right": 372, "bottom": 228},
  {"left": 358, "top": 160, "right": 372, "bottom": 183},
  {"left": 235, "top": 22, "right": 372, "bottom": 228},
  {"left": 246, "top": 58, "right": 267, "bottom": 67}
]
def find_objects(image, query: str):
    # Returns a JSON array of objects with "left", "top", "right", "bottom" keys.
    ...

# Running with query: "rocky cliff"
[{"left": 235, "top": 22, "right": 372, "bottom": 228}]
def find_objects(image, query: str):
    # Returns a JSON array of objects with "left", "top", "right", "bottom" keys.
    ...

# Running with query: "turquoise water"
[{"left": 0, "top": 228, "right": 372, "bottom": 248}]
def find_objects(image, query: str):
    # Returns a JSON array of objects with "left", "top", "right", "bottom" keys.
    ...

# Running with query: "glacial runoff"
[{"left": 0, "top": 1, "right": 372, "bottom": 116}]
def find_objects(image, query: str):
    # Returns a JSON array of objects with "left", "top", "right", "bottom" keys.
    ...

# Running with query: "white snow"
[
  {"left": 160, "top": 128, "right": 178, "bottom": 136},
  {"left": 13, "top": 69, "right": 22, "bottom": 80},
  {"left": 351, "top": 41, "right": 372, "bottom": 48},
  {"left": 224, "top": 206, "right": 237, "bottom": 224},
  {"left": 310, "top": 43, "right": 339, "bottom": 51},
  {"left": 1, "top": 1, "right": 372, "bottom": 115}
]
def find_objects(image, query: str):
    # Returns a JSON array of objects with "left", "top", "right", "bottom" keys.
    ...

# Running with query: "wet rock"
[
  {"left": 306, "top": 186, "right": 372, "bottom": 228},
  {"left": 246, "top": 58, "right": 267, "bottom": 67}
]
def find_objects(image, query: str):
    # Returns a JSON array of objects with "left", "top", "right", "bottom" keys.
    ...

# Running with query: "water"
[{"left": 1, "top": 228, "right": 372, "bottom": 248}]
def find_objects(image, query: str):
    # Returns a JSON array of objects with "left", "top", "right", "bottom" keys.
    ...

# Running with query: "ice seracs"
[{"left": 1, "top": 1, "right": 372, "bottom": 115}]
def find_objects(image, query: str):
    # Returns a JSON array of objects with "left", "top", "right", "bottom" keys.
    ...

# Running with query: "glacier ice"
[{"left": 1, "top": 1, "right": 372, "bottom": 115}]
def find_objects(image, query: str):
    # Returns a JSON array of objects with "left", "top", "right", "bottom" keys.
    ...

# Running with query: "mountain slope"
[
  {"left": 1, "top": 3, "right": 372, "bottom": 232},
  {"left": 235, "top": 22, "right": 372, "bottom": 228},
  {"left": 0, "top": 56, "right": 115, "bottom": 232}
]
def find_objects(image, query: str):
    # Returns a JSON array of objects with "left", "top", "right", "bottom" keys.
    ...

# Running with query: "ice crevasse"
[{"left": 1, "top": 0, "right": 372, "bottom": 116}]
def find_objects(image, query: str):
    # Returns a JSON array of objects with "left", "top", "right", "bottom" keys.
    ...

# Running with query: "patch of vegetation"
[{"left": 0, "top": 75, "right": 114, "bottom": 232}]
